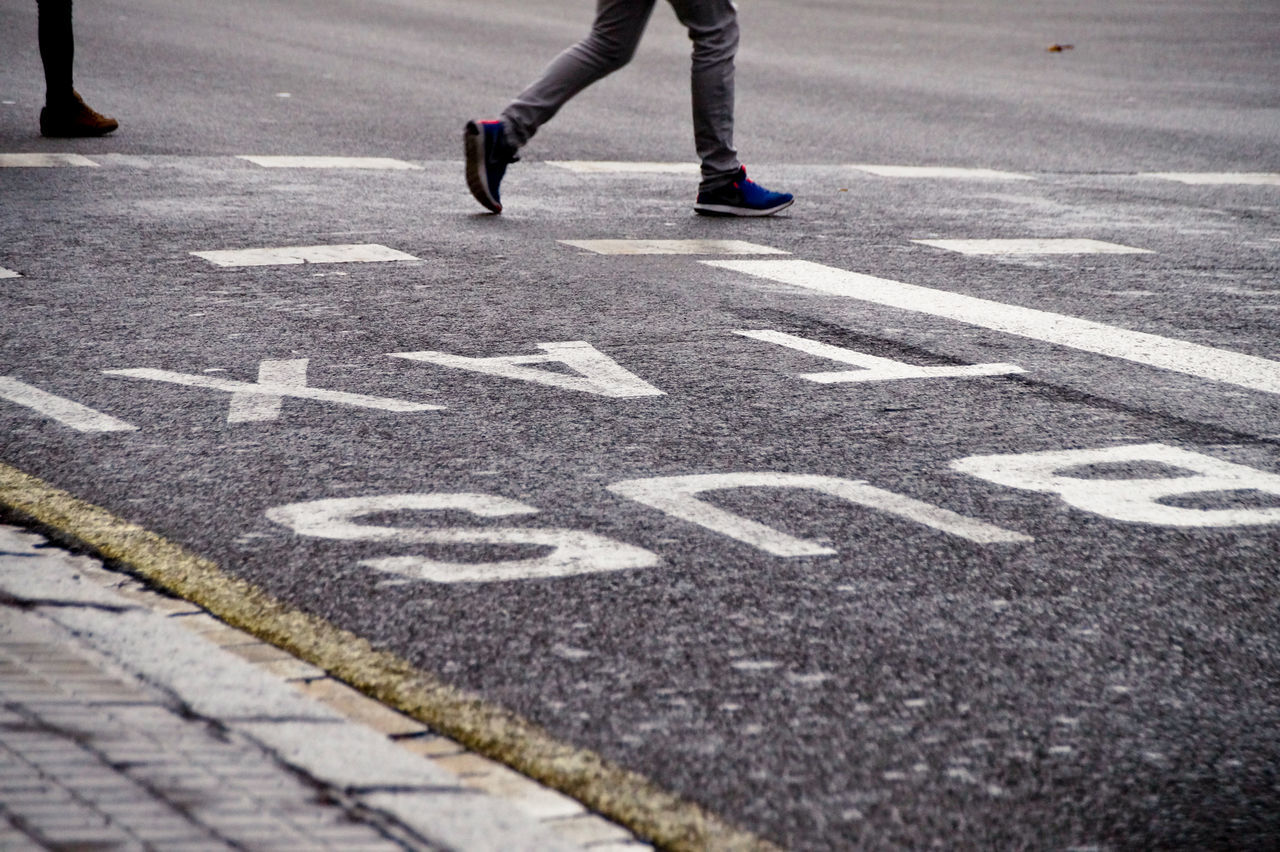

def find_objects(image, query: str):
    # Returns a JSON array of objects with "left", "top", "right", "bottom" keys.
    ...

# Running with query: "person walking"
[
  {"left": 464, "top": 0, "right": 792, "bottom": 216},
  {"left": 36, "top": 0, "right": 118, "bottom": 137}
]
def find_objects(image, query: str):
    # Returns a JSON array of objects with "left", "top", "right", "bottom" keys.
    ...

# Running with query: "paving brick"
[
  {"left": 0, "top": 828, "right": 44, "bottom": 851},
  {"left": 461, "top": 765, "right": 587, "bottom": 820},
  {"left": 223, "top": 641, "right": 297, "bottom": 664},
  {"left": 291, "top": 678, "right": 427, "bottom": 736},
  {"left": 259, "top": 657, "right": 327, "bottom": 680},
  {"left": 395, "top": 733, "right": 467, "bottom": 759},
  {"left": 544, "top": 813, "right": 638, "bottom": 847}
]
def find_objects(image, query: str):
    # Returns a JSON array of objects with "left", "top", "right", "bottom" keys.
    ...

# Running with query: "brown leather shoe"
[{"left": 40, "top": 91, "right": 118, "bottom": 137}]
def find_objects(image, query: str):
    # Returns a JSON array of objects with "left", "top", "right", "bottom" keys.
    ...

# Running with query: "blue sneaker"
[
  {"left": 464, "top": 119, "right": 519, "bottom": 213},
  {"left": 694, "top": 166, "right": 794, "bottom": 217}
]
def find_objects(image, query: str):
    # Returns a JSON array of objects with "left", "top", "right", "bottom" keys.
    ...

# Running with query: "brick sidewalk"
[
  {"left": 1, "top": 606, "right": 418, "bottom": 850},
  {"left": 0, "top": 524, "right": 649, "bottom": 851}
]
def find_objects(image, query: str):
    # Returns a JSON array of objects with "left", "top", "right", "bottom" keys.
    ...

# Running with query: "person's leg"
[
  {"left": 36, "top": 0, "right": 75, "bottom": 106},
  {"left": 500, "top": 0, "right": 658, "bottom": 149},
  {"left": 36, "top": 0, "right": 117, "bottom": 136},
  {"left": 666, "top": 0, "right": 740, "bottom": 191},
  {"left": 668, "top": 0, "right": 791, "bottom": 215}
]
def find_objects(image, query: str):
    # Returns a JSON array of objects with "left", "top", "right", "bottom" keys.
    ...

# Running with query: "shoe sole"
[
  {"left": 464, "top": 121, "right": 502, "bottom": 214},
  {"left": 693, "top": 198, "right": 794, "bottom": 217}
]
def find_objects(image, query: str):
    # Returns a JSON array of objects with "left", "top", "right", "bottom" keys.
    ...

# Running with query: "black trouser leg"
[{"left": 37, "top": 0, "right": 75, "bottom": 105}]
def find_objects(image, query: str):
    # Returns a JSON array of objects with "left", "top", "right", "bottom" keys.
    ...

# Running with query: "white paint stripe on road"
[
  {"left": 912, "top": 239, "right": 1154, "bottom": 255},
  {"left": 0, "top": 267, "right": 20, "bottom": 279},
  {"left": 0, "top": 153, "right": 98, "bottom": 167},
  {"left": 191, "top": 244, "right": 419, "bottom": 267},
  {"left": 1141, "top": 172, "right": 1280, "bottom": 186},
  {"left": 849, "top": 165, "right": 1034, "bottom": 181},
  {"left": 0, "top": 377, "right": 137, "bottom": 432},
  {"left": 104, "top": 367, "right": 443, "bottom": 417},
  {"left": 734, "top": 329, "right": 1024, "bottom": 383},
  {"left": 546, "top": 161, "right": 700, "bottom": 175},
  {"left": 236, "top": 156, "right": 424, "bottom": 170},
  {"left": 560, "top": 239, "right": 788, "bottom": 256},
  {"left": 703, "top": 259, "right": 1280, "bottom": 395}
]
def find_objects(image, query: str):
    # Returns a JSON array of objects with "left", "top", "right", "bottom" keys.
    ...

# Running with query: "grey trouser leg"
[{"left": 500, "top": 0, "right": 741, "bottom": 190}]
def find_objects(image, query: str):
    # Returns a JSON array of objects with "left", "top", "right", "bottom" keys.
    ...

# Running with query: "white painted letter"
[
  {"left": 735, "top": 330, "right": 1023, "bottom": 384},
  {"left": 952, "top": 443, "right": 1280, "bottom": 527},
  {"left": 0, "top": 377, "right": 137, "bottom": 432},
  {"left": 105, "top": 360, "right": 442, "bottom": 422},
  {"left": 608, "top": 472, "right": 1031, "bottom": 554},
  {"left": 266, "top": 493, "right": 660, "bottom": 582},
  {"left": 389, "top": 341, "right": 664, "bottom": 398}
]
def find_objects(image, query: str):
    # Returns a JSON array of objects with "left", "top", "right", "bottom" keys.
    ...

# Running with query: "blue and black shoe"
[
  {"left": 464, "top": 119, "right": 519, "bottom": 214},
  {"left": 694, "top": 166, "right": 794, "bottom": 217}
]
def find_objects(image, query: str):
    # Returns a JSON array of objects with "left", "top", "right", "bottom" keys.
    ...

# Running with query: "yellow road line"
[{"left": 0, "top": 461, "right": 779, "bottom": 852}]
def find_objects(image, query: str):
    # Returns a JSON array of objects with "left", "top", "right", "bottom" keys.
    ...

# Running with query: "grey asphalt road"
[{"left": 3, "top": 1, "right": 1279, "bottom": 849}]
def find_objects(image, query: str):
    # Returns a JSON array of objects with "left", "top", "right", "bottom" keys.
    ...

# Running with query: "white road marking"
[
  {"left": 560, "top": 239, "right": 788, "bottom": 256},
  {"left": 953, "top": 443, "right": 1280, "bottom": 527},
  {"left": 0, "top": 153, "right": 98, "bottom": 167},
  {"left": 390, "top": 341, "right": 664, "bottom": 399},
  {"left": 226, "top": 359, "right": 309, "bottom": 422},
  {"left": 104, "top": 361, "right": 442, "bottom": 420},
  {"left": 546, "top": 161, "right": 700, "bottom": 175},
  {"left": 0, "top": 377, "right": 137, "bottom": 432},
  {"left": 0, "top": 267, "right": 19, "bottom": 279},
  {"left": 704, "top": 259, "right": 1280, "bottom": 395},
  {"left": 1142, "top": 172, "right": 1280, "bottom": 186},
  {"left": 912, "top": 239, "right": 1153, "bottom": 255},
  {"left": 735, "top": 329, "right": 1024, "bottom": 383},
  {"left": 849, "top": 165, "right": 1034, "bottom": 181},
  {"left": 266, "top": 493, "right": 660, "bottom": 583},
  {"left": 608, "top": 472, "right": 1032, "bottom": 552},
  {"left": 236, "top": 156, "right": 424, "bottom": 170},
  {"left": 191, "top": 244, "right": 419, "bottom": 267},
  {"left": 731, "top": 660, "right": 781, "bottom": 672}
]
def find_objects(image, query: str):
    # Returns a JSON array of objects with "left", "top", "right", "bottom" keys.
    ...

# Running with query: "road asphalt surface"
[{"left": 3, "top": 1, "right": 1279, "bottom": 849}]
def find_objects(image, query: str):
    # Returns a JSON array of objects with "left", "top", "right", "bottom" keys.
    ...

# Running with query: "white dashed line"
[
  {"left": 236, "top": 156, "right": 424, "bottom": 170},
  {"left": 191, "top": 244, "right": 419, "bottom": 267},
  {"left": 546, "top": 161, "right": 700, "bottom": 174},
  {"left": 1142, "top": 172, "right": 1280, "bottom": 186},
  {"left": 0, "top": 377, "right": 138, "bottom": 432},
  {"left": 0, "top": 153, "right": 98, "bottom": 167},
  {"left": 912, "top": 239, "right": 1153, "bottom": 255},
  {"left": 849, "top": 164, "right": 1035, "bottom": 181},
  {"left": 703, "top": 259, "right": 1280, "bottom": 395},
  {"left": 559, "top": 239, "right": 788, "bottom": 256}
]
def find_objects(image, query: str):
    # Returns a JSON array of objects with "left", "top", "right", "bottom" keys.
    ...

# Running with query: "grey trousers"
[{"left": 500, "top": 0, "right": 741, "bottom": 190}]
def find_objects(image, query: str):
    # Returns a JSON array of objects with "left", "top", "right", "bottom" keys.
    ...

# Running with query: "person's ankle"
[{"left": 44, "top": 88, "right": 77, "bottom": 109}]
